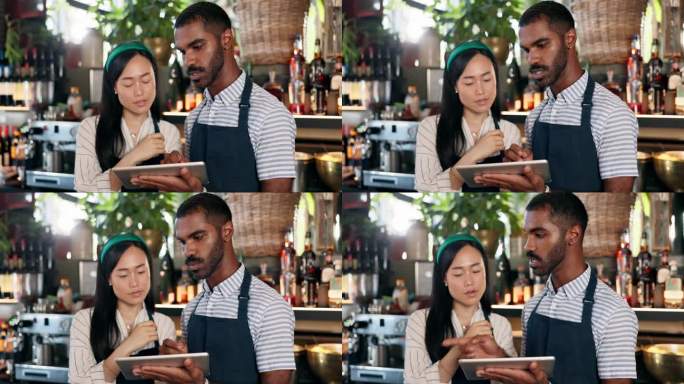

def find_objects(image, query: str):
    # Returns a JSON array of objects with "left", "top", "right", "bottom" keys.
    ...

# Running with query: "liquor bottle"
[
  {"left": 330, "top": 55, "right": 343, "bottom": 113},
  {"left": 513, "top": 265, "right": 530, "bottom": 304},
  {"left": 391, "top": 278, "right": 409, "bottom": 313},
  {"left": 494, "top": 237, "right": 512, "bottom": 304},
  {"left": 596, "top": 263, "right": 612, "bottom": 288},
  {"left": 646, "top": 38, "right": 665, "bottom": 114},
  {"left": 257, "top": 262, "right": 276, "bottom": 289},
  {"left": 176, "top": 267, "right": 191, "bottom": 304},
  {"left": 533, "top": 276, "right": 545, "bottom": 296},
  {"left": 310, "top": 38, "right": 327, "bottom": 115},
  {"left": 603, "top": 69, "right": 622, "bottom": 98},
  {"left": 279, "top": 228, "right": 297, "bottom": 305},
  {"left": 654, "top": 249, "right": 671, "bottom": 308},
  {"left": 159, "top": 239, "right": 176, "bottom": 304},
  {"left": 626, "top": 34, "right": 644, "bottom": 113},
  {"left": 2, "top": 126, "right": 11, "bottom": 167},
  {"left": 264, "top": 70, "right": 284, "bottom": 103},
  {"left": 523, "top": 79, "right": 538, "bottom": 111},
  {"left": 167, "top": 53, "right": 185, "bottom": 112},
  {"left": 505, "top": 57, "right": 522, "bottom": 111},
  {"left": 664, "top": 261, "right": 683, "bottom": 308},
  {"left": 615, "top": 230, "right": 634, "bottom": 304},
  {"left": 637, "top": 232, "right": 654, "bottom": 307},
  {"left": 301, "top": 231, "right": 318, "bottom": 307},
  {"left": 288, "top": 34, "right": 306, "bottom": 114}
]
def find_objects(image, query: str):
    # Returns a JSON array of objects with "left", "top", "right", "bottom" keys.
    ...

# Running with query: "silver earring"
[{"left": 444, "top": 281, "right": 448, "bottom": 287}]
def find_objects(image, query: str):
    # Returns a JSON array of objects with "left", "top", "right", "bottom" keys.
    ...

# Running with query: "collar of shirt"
[
  {"left": 114, "top": 303, "right": 151, "bottom": 339},
  {"left": 120, "top": 112, "right": 154, "bottom": 147},
  {"left": 544, "top": 264, "right": 591, "bottom": 299},
  {"left": 450, "top": 303, "right": 485, "bottom": 337},
  {"left": 543, "top": 71, "right": 589, "bottom": 104},
  {"left": 200, "top": 263, "right": 245, "bottom": 297},
  {"left": 201, "top": 70, "right": 246, "bottom": 108}
]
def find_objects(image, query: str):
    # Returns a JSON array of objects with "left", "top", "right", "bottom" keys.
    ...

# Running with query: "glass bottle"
[
  {"left": 392, "top": 278, "right": 409, "bottom": 313},
  {"left": 637, "top": 232, "right": 654, "bottom": 307},
  {"left": 310, "top": 38, "right": 327, "bottom": 115},
  {"left": 513, "top": 265, "right": 530, "bottom": 304},
  {"left": 279, "top": 228, "right": 297, "bottom": 305},
  {"left": 494, "top": 237, "right": 512, "bottom": 304},
  {"left": 264, "top": 70, "right": 284, "bottom": 102},
  {"left": 646, "top": 38, "right": 665, "bottom": 114},
  {"left": 288, "top": 34, "right": 306, "bottom": 114},
  {"left": 626, "top": 34, "right": 643, "bottom": 113}
]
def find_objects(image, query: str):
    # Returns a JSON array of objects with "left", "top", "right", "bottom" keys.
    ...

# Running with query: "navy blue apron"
[
  {"left": 116, "top": 309, "right": 160, "bottom": 384},
  {"left": 188, "top": 75, "right": 260, "bottom": 192},
  {"left": 451, "top": 310, "right": 491, "bottom": 384},
  {"left": 525, "top": 268, "right": 600, "bottom": 384},
  {"left": 532, "top": 75, "right": 602, "bottom": 191},
  {"left": 187, "top": 269, "right": 259, "bottom": 383},
  {"left": 121, "top": 119, "right": 164, "bottom": 192},
  {"left": 462, "top": 119, "right": 502, "bottom": 192}
]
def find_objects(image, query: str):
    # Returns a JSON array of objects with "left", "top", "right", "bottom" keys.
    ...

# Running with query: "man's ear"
[
  {"left": 222, "top": 29, "right": 233, "bottom": 51},
  {"left": 222, "top": 221, "right": 234, "bottom": 242},
  {"left": 565, "top": 28, "right": 577, "bottom": 49},
  {"left": 565, "top": 223, "right": 581, "bottom": 247}
]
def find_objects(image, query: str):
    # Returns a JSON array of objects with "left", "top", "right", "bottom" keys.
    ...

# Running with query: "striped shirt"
[
  {"left": 69, "top": 305, "right": 176, "bottom": 384},
  {"left": 521, "top": 265, "right": 638, "bottom": 379},
  {"left": 184, "top": 71, "right": 296, "bottom": 181},
  {"left": 405, "top": 306, "right": 517, "bottom": 384},
  {"left": 180, "top": 264, "right": 296, "bottom": 373},
  {"left": 75, "top": 114, "right": 182, "bottom": 192},
  {"left": 525, "top": 72, "right": 639, "bottom": 180},
  {"left": 415, "top": 114, "right": 521, "bottom": 192}
]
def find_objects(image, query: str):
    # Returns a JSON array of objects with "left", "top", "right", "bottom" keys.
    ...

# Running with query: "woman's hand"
[
  {"left": 438, "top": 337, "right": 470, "bottom": 381},
  {"left": 129, "top": 133, "right": 165, "bottom": 164},
  {"left": 121, "top": 320, "right": 159, "bottom": 354},
  {"left": 469, "top": 130, "right": 504, "bottom": 162},
  {"left": 464, "top": 320, "right": 492, "bottom": 338}
]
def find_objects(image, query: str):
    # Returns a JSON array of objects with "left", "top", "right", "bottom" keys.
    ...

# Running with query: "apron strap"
[
  {"left": 238, "top": 76, "right": 253, "bottom": 130},
  {"left": 152, "top": 118, "right": 160, "bottom": 134},
  {"left": 581, "top": 268, "right": 598, "bottom": 325},
  {"left": 580, "top": 76, "right": 595, "bottom": 130},
  {"left": 238, "top": 269, "right": 252, "bottom": 320},
  {"left": 145, "top": 307, "right": 161, "bottom": 351}
]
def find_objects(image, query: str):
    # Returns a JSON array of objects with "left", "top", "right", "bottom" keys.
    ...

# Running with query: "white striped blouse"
[
  {"left": 404, "top": 306, "right": 517, "bottom": 384},
  {"left": 180, "top": 264, "right": 296, "bottom": 373},
  {"left": 525, "top": 71, "right": 639, "bottom": 180},
  {"left": 521, "top": 265, "right": 638, "bottom": 379},
  {"left": 74, "top": 114, "right": 182, "bottom": 192},
  {"left": 184, "top": 71, "right": 297, "bottom": 181},
  {"left": 68, "top": 305, "right": 176, "bottom": 384}
]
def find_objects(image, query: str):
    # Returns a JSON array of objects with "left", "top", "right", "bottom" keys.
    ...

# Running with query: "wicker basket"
[
  {"left": 576, "top": 193, "right": 635, "bottom": 257},
  {"left": 571, "top": 0, "right": 647, "bottom": 65},
  {"left": 234, "top": 0, "right": 309, "bottom": 65},
  {"left": 224, "top": 193, "right": 301, "bottom": 257}
]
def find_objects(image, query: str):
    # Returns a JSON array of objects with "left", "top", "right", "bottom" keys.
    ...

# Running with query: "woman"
[
  {"left": 415, "top": 41, "right": 521, "bottom": 192},
  {"left": 69, "top": 233, "right": 176, "bottom": 383},
  {"left": 75, "top": 41, "right": 182, "bottom": 192},
  {"left": 404, "top": 234, "right": 516, "bottom": 383}
]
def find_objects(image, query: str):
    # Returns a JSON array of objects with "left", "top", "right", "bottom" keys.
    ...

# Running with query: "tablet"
[
  {"left": 454, "top": 159, "right": 551, "bottom": 188},
  {"left": 116, "top": 352, "right": 210, "bottom": 381},
  {"left": 459, "top": 356, "right": 555, "bottom": 381},
  {"left": 112, "top": 162, "right": 208, "bottom": 189}
]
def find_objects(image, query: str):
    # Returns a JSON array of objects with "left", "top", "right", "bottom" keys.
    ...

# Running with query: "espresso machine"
[
  {"left": 24, "top": 121, "right": 80, "bottom": 190},
  {"left": 13, "top": 313, "right": 72, "bottom": 383},
  {"left": 362, "top": 120, "right": 418, "bottom": 191},
  {"left": 348, "top": 314, "right": 408, "bottom": 383}
]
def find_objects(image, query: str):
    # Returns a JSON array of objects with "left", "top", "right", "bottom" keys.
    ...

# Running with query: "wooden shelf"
[{"left": 162, "top": 112, "right": 342, "bottom": 130}]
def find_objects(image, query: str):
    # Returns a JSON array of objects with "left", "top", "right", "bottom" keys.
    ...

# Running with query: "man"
[
  {"left": 456, "top": 192, "right": 638, "bottom": 384},
  {"left": 135, "top": 193, "right": 295, "bottom": 383},
  {"left": 132, "top": 2, "right": 296, "bottom": 192},
  {"left": 475, "top": 1, "right": 638, "bottom": 192}
]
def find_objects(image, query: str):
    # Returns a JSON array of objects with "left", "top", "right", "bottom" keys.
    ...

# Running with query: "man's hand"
[
  {"left": 503, "top": 144, "right": 532, "bottom": 162},
  {"left": 474, "top": 166, "right": 545, "bottom": 191},
  {"left": 161, "top": 151, "right": 186, "bottom": 164},
  {"left": 131, "top": 167, "right": 203, "bottom": 192},
  {"left": 134, "top": 358, "right": 205, "bottom": 384},
  {"left": 159, "top": 339, "right": 187, "bottom": 355},
  {"left": 477, "top": 361, "right": 549, "bottom": 384}
]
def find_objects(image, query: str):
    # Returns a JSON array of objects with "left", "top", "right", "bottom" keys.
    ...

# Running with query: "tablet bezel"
[
  {"left": 459, "top": 356, "right": 555, "bottom": 381},
  {"left": 115, "top": 352, "right": 210, "bottom": 381},
  {"left": 454, "top": 159, "right": 551, "bottom": 188},
  {"left": 111, "top": 161, "right": 208, "bottom": 189}
]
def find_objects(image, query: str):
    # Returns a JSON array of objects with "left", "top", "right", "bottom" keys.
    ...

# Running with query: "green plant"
[
  {"left": 90, "top": 0, "right": 190, "bottom": 44},
  {"left": 4, "top": 16, "right": 22, "bottom": 65},
  {"left": 79, "top": 193, "right": 188, "bottom": 241},
  {"left": 413, "top": 193, "right": 523, "bottom": 240},
  {"left": 427, "top": 0, "right": 522, "bottom": 46}
]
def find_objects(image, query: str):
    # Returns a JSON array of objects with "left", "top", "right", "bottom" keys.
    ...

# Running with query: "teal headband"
[
  {"left": 446, "top": 40, "right": 494, "bottom": 71},
  {"left": 105, "top": 41, "right": 153, "bottom": 72},
  {"left": 99, "top": 233, "right": 149, "bottom": 264},
  {"left": 435, "top": 233, "right": 483, "bottom": 264}
]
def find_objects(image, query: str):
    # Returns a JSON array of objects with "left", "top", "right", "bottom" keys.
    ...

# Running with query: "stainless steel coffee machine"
[
  {"left": 24, "top": 121, "right": 80, "bottom": 190},
  {"left": 348, "top": 314, "right": 408, "bottom": 383},
  {"left": 362, "top": 120, "right": 418, "bottom": 190},
  {"left": 13, "top": 313, "right": 72, "bottom": 383}
]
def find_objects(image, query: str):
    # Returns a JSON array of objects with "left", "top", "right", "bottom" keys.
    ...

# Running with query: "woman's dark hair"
[
  {"left": 90, "top": 241, "right": 155, "bottom": 363},
  {"left": 424, "top": 239, "right": 492, "bottom": 363},
  {"left": 95, "top": 49, "right": 161, "bottom": 171},
  {"left": 436, "top": 48, "right": 502, "bottom": 170}
]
